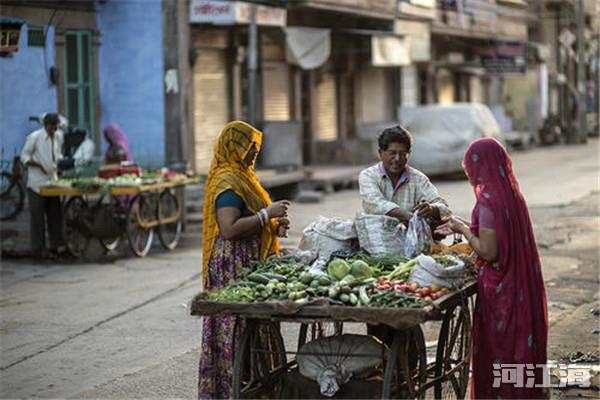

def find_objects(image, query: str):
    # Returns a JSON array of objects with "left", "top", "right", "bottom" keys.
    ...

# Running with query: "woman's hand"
[
  {"left": 276, "top": 217, "right": 290, "bottom": 237},
  {"left": 435, "top": 216, "right": 469, "bottom": 236},
  {"left": 266, "top": 200, "right": 290, "bottom": 219}
]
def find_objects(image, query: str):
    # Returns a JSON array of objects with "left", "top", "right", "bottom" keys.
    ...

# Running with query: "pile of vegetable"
[
  {"left": 204, "top": 251, "right": 466, "bottom": 308},
  {"left": 70, "top": 177, "right": 108, "bottom": 190},
  {"left": 108, "top": 174, "right": 141, "bottom": 186}
]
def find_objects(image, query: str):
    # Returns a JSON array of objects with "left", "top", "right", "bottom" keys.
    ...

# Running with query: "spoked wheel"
[
  {"left": 434, "top": 302, "right": 472, "bottom": 399},
  {"left": 157, "top": 190, "right": 182, "bottom": 250},
  {"left": 232, "top": 319, "right": 287, "bottom": 399},
  {"left": 98, "top": 198, "right": 125, "bottom": 252},
  {"left": 64, "top": 196, "right": 90, "bottom": 257},
  {"left": 126, "top": 195, "right": 154, "bottom": 257},
  {"left": 382, "top": 326, "right": 428, "bottom": 399},
  {"left": 297, "top": 321, "right": 343, "bottom": 351},
  {"left": 0, "top": 172, "right": 24, "bottom": 221}
]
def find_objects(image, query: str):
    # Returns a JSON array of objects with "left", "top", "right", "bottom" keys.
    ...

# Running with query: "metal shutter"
[
  {"left": 263, "top": 61, "right": 290, "bottom": 121},
  {"left": 315, "top": 73, "right": 338, "bottom": 141},
  {"left": 193, "top": 48, "right": 229, "bottom": 174}
]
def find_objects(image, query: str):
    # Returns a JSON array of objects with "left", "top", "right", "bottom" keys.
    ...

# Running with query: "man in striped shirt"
[{"left": 358, "top": 125, "right": 451, "bottom": 225}]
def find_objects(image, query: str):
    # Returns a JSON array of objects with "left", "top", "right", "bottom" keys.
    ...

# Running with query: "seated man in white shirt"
[
  {"left": 20, "top": 113, "right": 66, "bottom": 258},
  {"left": 358, "top": 125, "right": 451, "bottom": 226}
]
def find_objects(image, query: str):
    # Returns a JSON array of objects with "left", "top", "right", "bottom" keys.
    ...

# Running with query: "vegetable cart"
[
  {"left": 191, "top": 280, "right": 477, "bottom": 399},
  {"left": 40, "top": 177, "right": 201, "bottom": 257}
]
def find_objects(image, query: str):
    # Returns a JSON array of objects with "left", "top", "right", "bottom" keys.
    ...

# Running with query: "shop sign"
[
  {"left": 190, "top": 0, "right": 286, "bottom": 27},
  {"left": 481, "top": 41, "right": 526, "bottom": 74}
]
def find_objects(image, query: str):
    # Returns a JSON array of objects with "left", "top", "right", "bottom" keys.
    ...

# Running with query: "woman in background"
[{"left": 103, "top": 123, "right": 132, "bottom": 164}]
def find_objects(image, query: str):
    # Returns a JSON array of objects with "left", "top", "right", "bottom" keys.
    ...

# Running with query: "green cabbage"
[
  {"left": 349, "top": 260, "right": 373, "bottom": 279},
  {"left": 327, "top": 259, "right": 350, "bottom": 281}
]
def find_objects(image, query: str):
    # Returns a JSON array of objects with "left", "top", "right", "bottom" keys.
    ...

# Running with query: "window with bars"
[{"left": 27, "top": 26, "right": 45, "bottom": 47}]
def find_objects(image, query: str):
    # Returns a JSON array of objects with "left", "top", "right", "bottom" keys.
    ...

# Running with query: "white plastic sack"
[
  {"left": 298, "top": 216, "right": 358, "bottom": 260},
  {"left": 409, "top": 254, "right": 464, "bottom": 289},
  {"left": 403, "top": 213, "right": 432, "bottom": 258},
  {"left": 297, "top": 334, "right": 384, "bottom": 397},
  {"left": 354, "top": 213, "right": 406, "bottom": 256}
]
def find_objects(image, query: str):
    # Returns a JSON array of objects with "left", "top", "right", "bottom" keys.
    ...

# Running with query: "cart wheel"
[
  {"left": 126, "top": 195, "right": 154, "bottom": 257},
  {"left": 157, "top": 190, "right": 182, "bottom": 250},
  {"left": 382, "top": 326, "right": 427, "bottom": 399},
  {"left": 233, "top": 320, "right": 286, "bottom": 399},
  {"left": 434, "top": 303, "right": 472, "bottom": 399},
  {"left": 64, "top": 196, "right": 90, "bottom": 257}
]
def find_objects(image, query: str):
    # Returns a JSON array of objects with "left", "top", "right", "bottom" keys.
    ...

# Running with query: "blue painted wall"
[
  {"left": 97, "top": 0, "right": 165, "bottom": 168},
  {"left": 0, "top": 24, "right": 57, "bottom": 159}
]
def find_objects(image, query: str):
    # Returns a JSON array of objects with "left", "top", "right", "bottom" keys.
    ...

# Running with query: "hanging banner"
[{"left": 371, "top": 36, "right": 411, "bottom": 67}]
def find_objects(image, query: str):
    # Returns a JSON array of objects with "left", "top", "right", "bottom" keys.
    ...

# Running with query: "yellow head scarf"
[{"left": 201, "top": 121, "right": 279, "bottom": 287}]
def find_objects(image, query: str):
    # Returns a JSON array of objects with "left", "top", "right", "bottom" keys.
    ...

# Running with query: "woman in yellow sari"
[{"left": 198, "top": 121, "right": 290, "bottom": 399}]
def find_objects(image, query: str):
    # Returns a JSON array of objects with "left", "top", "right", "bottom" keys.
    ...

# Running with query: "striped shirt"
[{"left": 358, "top": 162, "right": 451, "bottom": 218}]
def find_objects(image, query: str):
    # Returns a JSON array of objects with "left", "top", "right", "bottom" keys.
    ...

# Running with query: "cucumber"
[
  {"left": 328, "top": 286, "right": 339, "bottom": 299},
  {"left": 300, "top": 273, "right": 313, "bottom": 285},
  {"left": 310, "top": 279, "right": 321, "bottom": 288},
  {"left": 340, "top": 293, "right": 350, "bottom": 303},
  {"left": 248, "top": 273, "right": 271, "bottom": 284},
  {"left": 262, "top": 272, "right": 287, "bottom": 282},
  {"left": 349, "top": 293, "right": 358, "bottom": 306},
  {"left": 318, "top": 276, "right": 332, "bottom": 286}
]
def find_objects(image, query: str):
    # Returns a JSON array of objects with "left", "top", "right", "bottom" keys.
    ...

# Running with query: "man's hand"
[
  {"left": 387, "top": 208, "right": 412, "bottom": 223},
  {"left": 26, "top": 160, "right": 46, "bottom": 175},
  {"left": 413, "top": 202, "right": 438, "bottom": 219}
]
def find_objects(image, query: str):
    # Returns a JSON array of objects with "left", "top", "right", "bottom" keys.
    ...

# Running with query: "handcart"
[
  {"left": 40, "top": 177, "right": 201, "bottom": 257},
  {"left": 191, "top": 280, "right": 477, "bottom": 399}
]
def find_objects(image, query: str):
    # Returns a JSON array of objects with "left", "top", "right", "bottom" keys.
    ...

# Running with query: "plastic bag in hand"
[{"left": 403, "top": 213, "right": 432, "bottom": 258}]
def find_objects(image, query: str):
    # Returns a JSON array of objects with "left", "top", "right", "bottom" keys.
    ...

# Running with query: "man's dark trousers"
[{"left": 28, "top": 189, "right": 64, "bottom": 257}]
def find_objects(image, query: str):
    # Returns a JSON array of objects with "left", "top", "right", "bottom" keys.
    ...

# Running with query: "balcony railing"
[{"left": 290, "top": 0, "right": 396, "bottom": 20}]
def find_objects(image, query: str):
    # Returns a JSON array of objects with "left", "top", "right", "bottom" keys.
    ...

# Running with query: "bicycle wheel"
[
  {"left": 64, "top": 196, "right": 90, "bottom": 257},
  {"left": 157, "top": 190, "right": 182, "bottom": 250},
  {"left": 126, "top": 195, "right": 154, "bottom": 257},
  {"left": 0, "top": 172, "right": 25, "bottom": 221}
]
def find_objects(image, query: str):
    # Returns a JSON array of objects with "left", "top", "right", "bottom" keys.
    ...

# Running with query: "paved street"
[{"left": 1, "top": 140, "right": 598, "bottom": 399}]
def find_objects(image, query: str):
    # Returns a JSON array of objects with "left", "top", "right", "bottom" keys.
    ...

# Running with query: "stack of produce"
[{"left": 204, "top": 252, "right": 469, "bottom": 308}]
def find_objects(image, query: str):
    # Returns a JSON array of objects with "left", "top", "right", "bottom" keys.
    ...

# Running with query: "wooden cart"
[
  {"left": 191, "top": 280, "right": 477, "bottom": 399},
  {"left": 40, "top": 177, "right": 201, "bottom": 257}
]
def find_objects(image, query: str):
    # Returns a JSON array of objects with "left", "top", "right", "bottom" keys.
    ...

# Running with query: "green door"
[{"left": 63, "top": 30, "right": 94, "bottom": 137}]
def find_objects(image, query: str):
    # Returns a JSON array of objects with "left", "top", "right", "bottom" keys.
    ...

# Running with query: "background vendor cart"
[
  {"left": 191, "top": 280, "right": 477, "bottom": 399},
  {"left": 40, "top": 176, "right": 201, "bottom": 257}
]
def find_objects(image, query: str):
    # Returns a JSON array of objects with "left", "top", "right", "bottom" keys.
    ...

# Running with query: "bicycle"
[{"left": 0, "top": 152, "right": 26, "bottom": 221}]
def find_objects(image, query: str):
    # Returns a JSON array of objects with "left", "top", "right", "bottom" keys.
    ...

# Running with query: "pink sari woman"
[
  {"left": 436, "top": 138, "right": 548, "bottom": 399},
  {"left": 103, "top": 123, "right": 132, "bottom": 163}
]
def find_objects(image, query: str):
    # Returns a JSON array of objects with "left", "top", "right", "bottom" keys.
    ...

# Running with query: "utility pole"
[
  {"left": 247, "top": 4, "right": 258, "bottom": 126},
  {"left": 576, "top": 0, "right": 587, "bottom": 143},
  {"left": 162, "top": 0, "right": 185, "bottom": 167}
]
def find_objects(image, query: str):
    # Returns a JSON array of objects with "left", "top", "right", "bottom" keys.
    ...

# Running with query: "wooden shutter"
[
  {"left": 315, "top": 73, "right": 337, "bottom": 141},
  {"left": 193, "top": 48, "right": 229, "bottom": 174}
]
